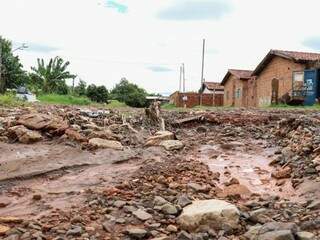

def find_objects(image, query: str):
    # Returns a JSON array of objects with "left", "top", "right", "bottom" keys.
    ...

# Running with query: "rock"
[
  {"left": 178, "top": 199, "right": 240, "bottom": 232},
  {"left": 17, "top": 113, "right": 68, "bottom": 134},
  {"left": 177, "top": 231, "right": 192, "bottom": 240},
  {"left": 32, "top": 194, "right": 42, "bottom": 201},
  {"left": 296, "top": 231, "right": 315, "bottom": 240},
  {"left": 249, "top": 208, "right": 272, "bottom": 224},
  {"left": 145, "top": 131, "right": 175, "bottom": 146},
  {"left": 66, "top": 226, "right": 83, "bottom": 236},
  {"left": 89, "top": 138, "right": 123, "bottom": 150},
  {"left": 161, "top": 203, "right": 178, "bottom": 215},
  {"left": 133, "top": 209, "right": 152, "bottom": 221},
  {"left": 177, "top": 195, "right": 192, "bottom": 208},
  {"left": 225, "top": 177, "right": 240, "bottom": 186},
  {"left": 88, "top": 129, "right": 119, "bottom": 141},
  {"left": 8, "top": 125, "right": 42, "bottom": 144},
  {"left": 159, "top": 140, "right": 184, "bottom": 151},
  {"left": 259, "top": 230, "right": 294, "bottom": 240},
  {"left": 102, "top": 221, "right": 113, "bottom": 233},
  {"left": 0, "top": 198, "right": 11, "bottom": 208},
  {"left": 271, "top": 167, "right": 292, "bottom": 179},
  {"left": 126, "top": 228, "right": 148, "bottom": 239},
  {"left": 0, "top": 225, "right": 10, "bottom": 235},
  {"left": 0, "top": 217, "right": 23, "bottom": 224},
  {"left": 187, "top": 182, "right": 208, "bottom": 193},
  {"left": 65, "top": 129, "right": 87, "bottom": 142},
  {"left": 306, "top": 200, "right": 320, "bottom": 210},
  {"left": 113, "top": 200, "right": 127, "bottom": 208},
  {"left": 166, "top": 225, "right": 178, "bottom": 233},
  {"left": 154, "top": 196, "right": 168, "bottom": 206}
]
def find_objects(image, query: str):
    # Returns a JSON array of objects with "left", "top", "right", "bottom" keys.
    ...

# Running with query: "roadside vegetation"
[
  {"left": 0, "top": 93, "right": 26, "bottom": 107},
  {"left": 0, "top": 36, "right": 152, "bottom": 108}
]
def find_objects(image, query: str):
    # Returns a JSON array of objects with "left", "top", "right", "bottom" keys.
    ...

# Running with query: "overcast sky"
[{"left": 1, "top": 0, "right": 320, "bottom": 94}]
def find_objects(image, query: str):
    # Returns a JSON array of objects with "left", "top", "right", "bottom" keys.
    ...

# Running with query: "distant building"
[
  {"left": 199, "top": 82, "right": 224, "bottom": 94},
  {"left": 221, "top": 69, "right": 253, "bottom": 107}
]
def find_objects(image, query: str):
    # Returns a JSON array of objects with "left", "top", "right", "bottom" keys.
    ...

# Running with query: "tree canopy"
[
  {"left": 111, "top": 78, "right": 147, "bottom": 107},
  {"left": 30, "top": 56, "right": 76, "bottom": 94},
  {"left": 0, "top": 36, "right": 27, "bottom": 93},
  {"left": 86, "top": 84, "right": 109, "bottom": 103}
]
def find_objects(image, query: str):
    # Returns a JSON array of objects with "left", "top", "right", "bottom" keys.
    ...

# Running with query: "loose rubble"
[{"left": 0, "top": 105, "right": 320, "bottom": 239}]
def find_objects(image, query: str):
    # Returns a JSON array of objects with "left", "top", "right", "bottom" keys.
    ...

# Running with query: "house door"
[
  {"left": 271, "top": 78, "right": 279, "bottom": 105},
  {"left": 304, "top": 70, "right": 317, "bottom": 106}
]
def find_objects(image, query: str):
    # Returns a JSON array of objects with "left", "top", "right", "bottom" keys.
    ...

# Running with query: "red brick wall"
[
  {"left": 256, "top": 56, "right": 306, "bottom": 106},
  {"left": 170, "top": 92, "right": 223, "bottom": 108},
  {"left": 223, "top": 75, "right": 236, "bottom": 106}
]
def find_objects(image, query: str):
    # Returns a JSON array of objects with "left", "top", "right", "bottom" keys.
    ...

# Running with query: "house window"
[
  {"left": 235, "top": 88, "right": 241, "bottom": 99},
  {"left": 293, "top": 71, "right": 304, "bottom": 90}
]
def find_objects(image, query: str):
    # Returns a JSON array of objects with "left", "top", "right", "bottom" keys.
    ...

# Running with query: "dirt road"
[{"left": 0, "top": 106, "right": 319, "bottom": 239}]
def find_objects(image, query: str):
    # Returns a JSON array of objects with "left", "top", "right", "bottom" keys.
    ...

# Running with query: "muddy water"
[{"left": 195, "top": 140, "right": 296, "bottom": 199}]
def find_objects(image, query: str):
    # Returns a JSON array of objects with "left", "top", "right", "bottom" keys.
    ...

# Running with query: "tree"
[
  {"left": 30, "top": 56, "right": 76, "bottom": 94},
  {"left": 0, "top": 36, "right": 27, "bottom": 93},
  {"left": 111, "top": 78, "right": 147, "bottom": 107},
  {"left": 74, "top": 79, "right": 87, "bottom": 96},
  {"left": 86, "top": 84, "right": 109, "bottom": 103}
]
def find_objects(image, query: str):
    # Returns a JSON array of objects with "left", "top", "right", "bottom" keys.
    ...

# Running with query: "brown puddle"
[{"left": 193, "top": 140, "right": 296, "bottom": 199}]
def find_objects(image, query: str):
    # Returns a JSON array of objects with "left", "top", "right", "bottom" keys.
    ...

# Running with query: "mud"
[{"left": 0, "top": 106, "right": 320, "bottom": 239}]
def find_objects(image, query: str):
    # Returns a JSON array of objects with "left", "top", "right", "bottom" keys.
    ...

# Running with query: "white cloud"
[{"left": 1, "top": 0, "right": 320, "bottom": 94}]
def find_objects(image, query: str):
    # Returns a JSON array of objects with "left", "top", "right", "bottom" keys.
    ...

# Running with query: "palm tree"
[{"left": 30, "top": 56, "right": 76, "bottom": 93}]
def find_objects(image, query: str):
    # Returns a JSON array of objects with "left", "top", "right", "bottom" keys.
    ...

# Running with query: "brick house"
[
  {"left": 253, "top": 50, "right": 320, "bottom": 106},
  {"left": 199, "top": 82, "right": 224, "bottom": 94},
  {"left": 221, "top": 69, "right": 253, "bottom": 107}
]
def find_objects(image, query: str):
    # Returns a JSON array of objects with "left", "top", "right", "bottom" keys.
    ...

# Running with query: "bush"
[
  {"left": 38, "top": 94, "right": 92, "bottom": 105},
  {"left": 74, "top": 79, "right": 87, "bottom": 96},
  {"left": 86, "top": 84, "right": 109, "bottom": 103},
  {"left": 111, "top": 78, "right": 147, "bottom": 108},
  {"left": 0, "top": 93, "right": 25, "bottom": 106}
]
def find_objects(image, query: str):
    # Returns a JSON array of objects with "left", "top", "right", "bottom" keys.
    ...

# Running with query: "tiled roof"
[
  {"left": 253, "top": 49, "right": 320, "bottom": 75},
  {"left": 221, "top": 69, "right": 253, "bottom": 85},
  {"left": 203, "top": 82, "right": 224, "bottom": 90},
  {"left": 228, "top": 69, "right": 253, "bottom": 79},
  {"left": 271, "top": 49, "right": 320, "bottom": 62}
]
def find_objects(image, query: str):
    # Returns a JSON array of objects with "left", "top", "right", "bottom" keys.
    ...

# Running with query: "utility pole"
[
  {"left": 182, "top": 63, "right": 185, "bottom": 92},
  {"left": 179, "top": 65, "right": 182, "bottom": 92},
  {"left": 200, "top": 39, "right": 206, "bottom": 106}
]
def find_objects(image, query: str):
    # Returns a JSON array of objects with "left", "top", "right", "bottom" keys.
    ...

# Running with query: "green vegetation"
[
  {"left": 86, "top": 84, "right": 109, "bottom": 103},
  {"left": 105, "top": 100, "right": 127, "bottom": 108},
  {"left": 111, "top": 78, "right": 147, "bottom": 107},
  {"left": 0, "top": 93, "right": 26, "bottom": 106},
  {"left": 30, "top": 57, "right": 76, "bottom": 94},
  {"left": 0, "top": 36, "right": 28, "bottom": 93},
  {"left": 37, "top": 94, "right": 92, "bottom": 105}
]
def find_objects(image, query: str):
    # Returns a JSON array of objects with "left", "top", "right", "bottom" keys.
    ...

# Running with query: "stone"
[
  {"left": 161, "top": 203, "right": 178, "bottom": 215},
  {"left": 187, "top": 182, "right": 208, "bottom": 193},
  {"left": 271, "top": 167, "right": 292, "bottom": 179},
  {"left": 296, "top": 231, "right": 315, "bottom": 240},
  {"left": 145, "top": 131, "right": 175, "bottom": 146},
  {"left": 166, "top": 225, "right": 178, "bottom": 233},
  {"left": 259, "top": 230, "right": 294, "bottom": 240},
  {"left": 8, "top": 125, "right": 42, "bottom": 144},
  {"left": 113, "top": 200, "right": 126, "bottom": 208},
  {"left": 178, "top": 199, "right": 240, "bottom": 232},
  {"left": 177, "top": 231, "right": 192, "bottom": 240},
  {"left": 225, "top": 177, "right": 240, "bottom": 186},
  {"left": 159, "top": 140, "right": 184, "bottom": 151},
  {"left": 17, "top": 113, "right": 68, "bottom": 133},
  {"left": 65, "top": 129, "right": 87, "bottom": 142},
  {"left": 89, "top": 138, "right": 123, "bottom": 150},
  {"left": 102, "top": 221, "right": 113, "bottom": 233},
  {"left": 249, "top": 208, "right": 272, "bottom": 224},
  {"left": 154, "top": 196, "right": 168, "bottom": 206},
  {"left": 0, "top": 217, "right": 23, "bottom": 224},
  {"left": 133, "top": 209, "right": 152, "bottom": 221},
  {"left": 66, "top": 226, "right": 82, "bottom": 236},
  {"left": 0, "top": 225, "right": 10, "bottom": 235},
  {"left": 32, "top": 194, "right": 42, "bottom": 201},
  {"left": 306, "top": 200, "right": 320, "bottom": 210},
  {"left": 0, "top": 198, "right": 11, "bottom": 208},
  {"left": 177, "top": 195, "right": 192, "bottom": 208},
  {"left": 126, "top": 228, "right": 148, "bottom": 239}
]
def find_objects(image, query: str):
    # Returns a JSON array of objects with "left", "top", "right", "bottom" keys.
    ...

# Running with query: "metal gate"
[{"left": 304, "top": 69, "right": 317, "bottom": 106}]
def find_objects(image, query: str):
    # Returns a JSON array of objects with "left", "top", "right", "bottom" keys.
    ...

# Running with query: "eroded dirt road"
[{"left": 0, "top": 106, "right": 320, "bottom": 239}]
